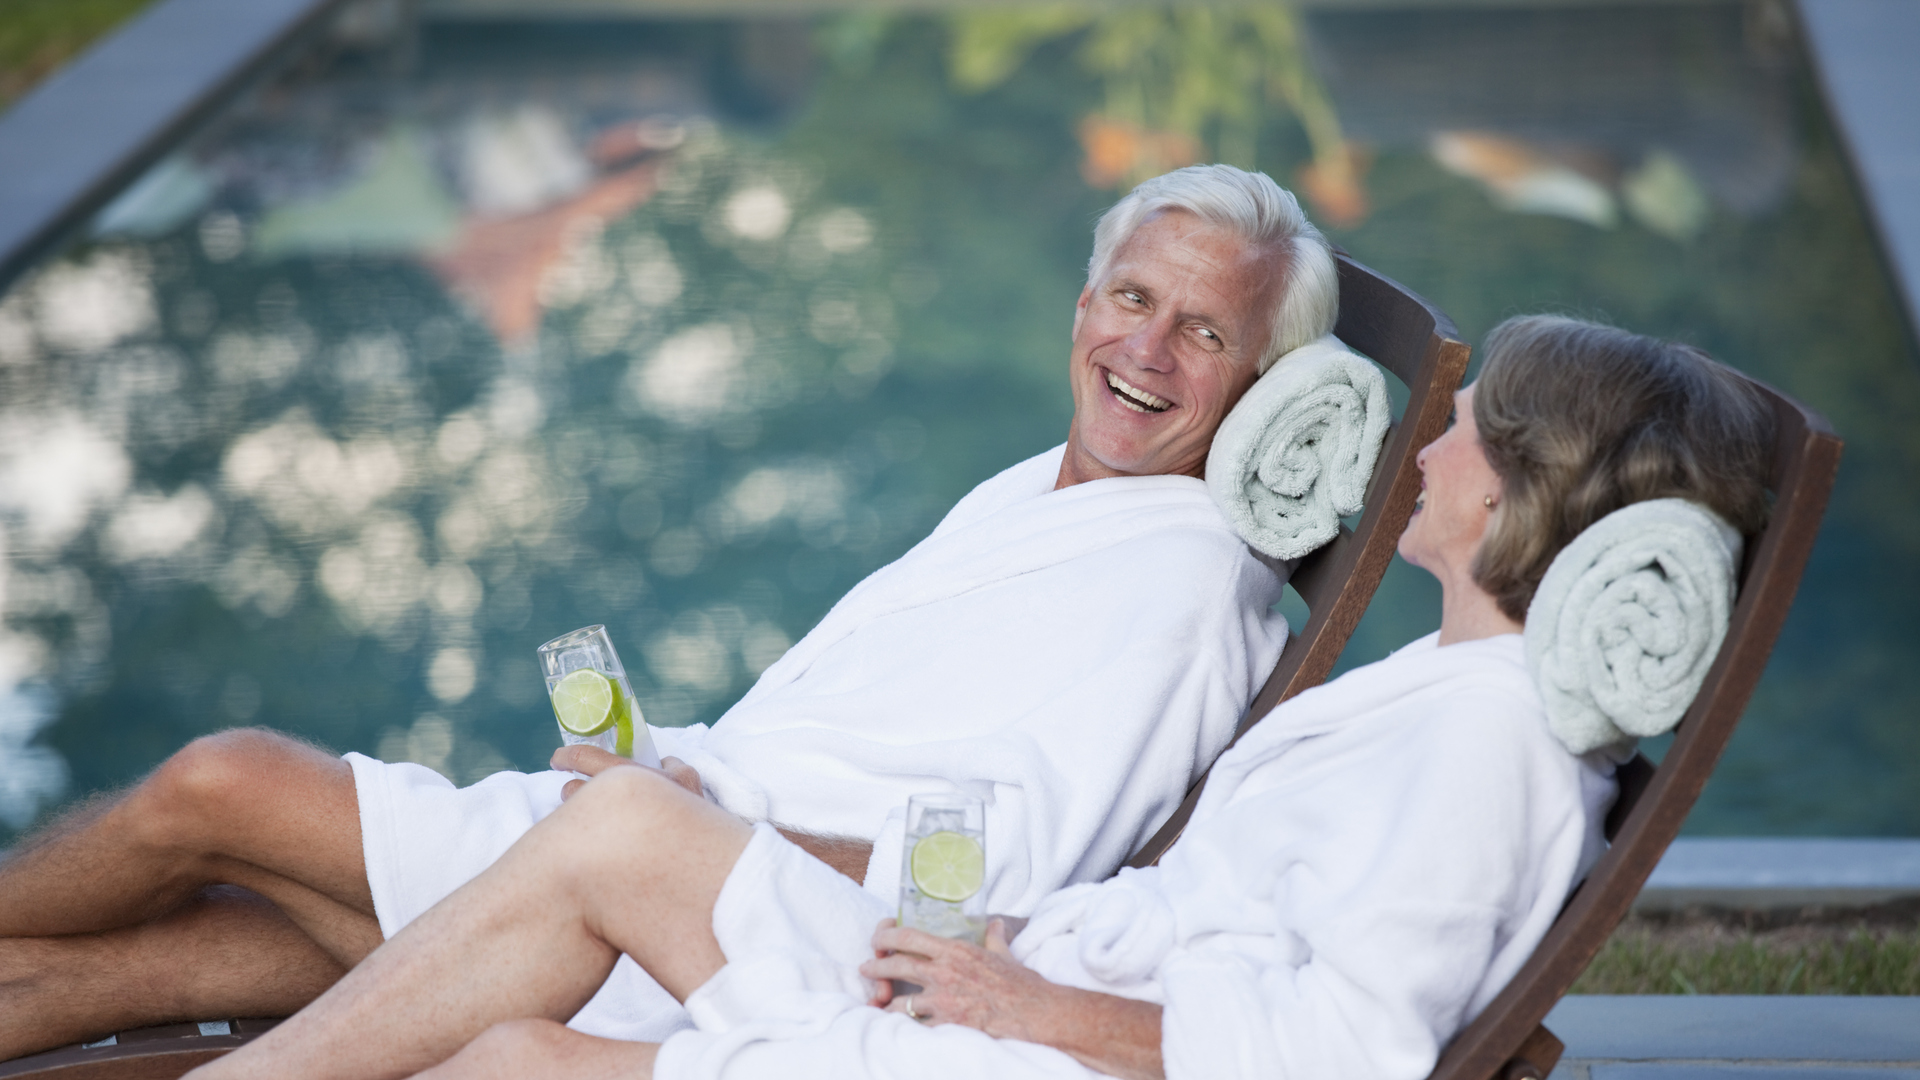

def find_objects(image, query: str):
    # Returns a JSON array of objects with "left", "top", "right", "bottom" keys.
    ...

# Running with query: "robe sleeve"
[{"left": 1159, "top": 693, "right": 1589, "bottom": 1080}]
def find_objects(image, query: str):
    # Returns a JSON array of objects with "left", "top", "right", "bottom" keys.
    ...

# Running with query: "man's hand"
[{"left": 552, "top": 746, "right": 705, "bottom": 802}]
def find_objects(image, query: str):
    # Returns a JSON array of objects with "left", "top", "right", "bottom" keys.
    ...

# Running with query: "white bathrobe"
[
  {"left": 654, "top": 633, "right": 1618, "bottom": 1080},
  {"left": 349, "top": 444, "right": 1291, "bottom": 1040}
]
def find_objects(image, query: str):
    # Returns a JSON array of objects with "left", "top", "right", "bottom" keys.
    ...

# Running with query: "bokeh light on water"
[{"left": 0, "top": 3, "right": 1914, "bottom": 841}]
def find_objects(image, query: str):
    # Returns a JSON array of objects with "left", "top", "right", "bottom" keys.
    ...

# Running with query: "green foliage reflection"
[{"left": 942, "top": 5, "right": 1364, "bottom": 223}]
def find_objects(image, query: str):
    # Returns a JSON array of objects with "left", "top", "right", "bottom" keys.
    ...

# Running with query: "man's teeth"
[{"left": 1106, "top": 372, "right": 1171, "bottom": 413}]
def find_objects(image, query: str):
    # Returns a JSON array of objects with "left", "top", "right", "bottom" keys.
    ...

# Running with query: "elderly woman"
[{"left": 190, "top": 315, "right": 1773, "bottom": 1080}]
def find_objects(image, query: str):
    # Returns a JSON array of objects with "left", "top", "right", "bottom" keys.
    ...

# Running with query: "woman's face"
[{"left": 1399, "top": 383, "right": 1504, "bottom": 581}]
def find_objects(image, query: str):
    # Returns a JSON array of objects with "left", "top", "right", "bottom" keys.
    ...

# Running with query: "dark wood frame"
[
  {"left": 0, "top": 1020, "right": 282, "bottom": 1079},
  {"left": 1125, "top": 251, "right": 1472, "bottom": 868},
  {"left": 1427, "top": 377, "right": 1843, "bottom": 1080}
]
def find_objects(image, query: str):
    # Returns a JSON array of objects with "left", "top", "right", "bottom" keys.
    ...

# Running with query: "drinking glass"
[
  {"left": 898, "top": 793, "right": 987, "bottom": 945},
  {"left": 537, "top": 624, "right": 660, "bottom": 768}
]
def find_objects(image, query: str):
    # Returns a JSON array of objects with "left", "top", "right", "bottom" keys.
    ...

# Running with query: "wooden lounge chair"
[
  {"left": 1427, "top": 376, "right": 1843, "bottom": 1080},
  {"left": 1125, "top": 251, "right": 1472, "bottom": 868},
  {"left": 0, "top": 253, "right": 1470, "bottom": 1079}
]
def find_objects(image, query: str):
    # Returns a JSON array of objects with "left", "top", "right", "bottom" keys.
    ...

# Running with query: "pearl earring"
[{"left": 1484, "top": 495, "right": 1496, "bottom": 509}]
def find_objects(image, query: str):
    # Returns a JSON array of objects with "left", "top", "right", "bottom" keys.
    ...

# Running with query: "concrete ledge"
[
  {"left": 0, "top": 0, "right": 348, "bottom": 289},
  {"left": 1636, "top": 839, "right": 1920, "bottom": 912},
  {"left": 1548, "top": 996, "right": 1920, "bottom": 1064}
]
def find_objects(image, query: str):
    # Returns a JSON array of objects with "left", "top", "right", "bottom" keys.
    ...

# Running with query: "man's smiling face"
[{"left": 1056, "top": 209, "right": 1285, "bottom": 488}]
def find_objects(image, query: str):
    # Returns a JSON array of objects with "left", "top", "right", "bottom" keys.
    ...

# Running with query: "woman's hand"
[
  {"left": 858, "top": 919, "right": 1057, "bottom": 1043},
  {"left": 860, "top": 918, "right": 1167, "bottom": 1080},
  {"left": 553, "top": 747, "right": 705, "bottom": 802}
]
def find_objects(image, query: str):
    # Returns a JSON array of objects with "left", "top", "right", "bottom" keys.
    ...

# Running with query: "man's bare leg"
[
  {"left": 189, "top": 766, "right": 751, "bottom": 1080},
  {"left": 0, "top": 728, "right": 381, "bottom": 1056},
  {"left": 0, "top": 886, "right": 346, "bottom": 1055}
]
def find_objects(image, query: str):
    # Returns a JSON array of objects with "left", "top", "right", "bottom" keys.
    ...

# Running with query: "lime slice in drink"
[
  {"left": 551, "top": 669, "right": 618, "bottom": 737},
  {"left": 910, "top": 830, "right": 985, "bottom": 903},
  {"left": 612, "top": 706, "right": 634, "bottom": 758}
]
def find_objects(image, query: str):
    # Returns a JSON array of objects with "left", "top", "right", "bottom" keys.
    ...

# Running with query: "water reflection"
[
  {"left": 0, "top": 4, "right": 1915, "bottom": 840},
  {"left": 949, "top": 7, "right": 1365, "bottom": 222},
  {"left": 0, "top": 18, "right": 968, "bottom": 828}
]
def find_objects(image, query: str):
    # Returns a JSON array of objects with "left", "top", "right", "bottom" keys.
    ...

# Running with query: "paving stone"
[
  {"left": 1584, "top": 1066, "right": 1920, "bottom": 1080},
  {"left": 1639, "top": 839, "right": 1920, "bottom": 910}
]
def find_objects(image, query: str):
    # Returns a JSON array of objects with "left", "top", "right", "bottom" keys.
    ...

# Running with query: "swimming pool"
[{"left": 0, "top": 1, "right": 1913, "bottom": 841}]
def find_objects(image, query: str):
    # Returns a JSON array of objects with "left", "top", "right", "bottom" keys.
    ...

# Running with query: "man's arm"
[{"left": 773, "top": 829, "right": 874, "bottom": 882}]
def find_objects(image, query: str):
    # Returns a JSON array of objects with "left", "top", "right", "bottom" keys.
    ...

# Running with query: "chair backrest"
[
  {"left": 1125, "top": 252, "right": 1471, "bottom": 869},
  {"left": 1427, "top": 376, "right": 1844, "bottom": 1080}
]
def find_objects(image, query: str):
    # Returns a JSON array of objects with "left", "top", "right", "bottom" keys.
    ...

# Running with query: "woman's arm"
[{"left": 860, "top": 920, "right": 1165, "bottom": 1080}]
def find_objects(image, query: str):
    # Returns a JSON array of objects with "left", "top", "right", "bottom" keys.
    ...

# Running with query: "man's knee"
[
  {"left": 569, "top": 764, "right": 682, "bottom": 818},
  {"left": 543, "top": 767, "right": 694, "bottom": 877},
  {"left": 135, "top": 728, "right": 342, "bottom": 845},
  {"left": 470, "top": 1018, "right": 572, "bottom": 1056}
]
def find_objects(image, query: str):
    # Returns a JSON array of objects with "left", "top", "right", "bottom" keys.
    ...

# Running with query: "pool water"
[{"left": 0, "top": 3, "right": 1914, "bottom": 841}]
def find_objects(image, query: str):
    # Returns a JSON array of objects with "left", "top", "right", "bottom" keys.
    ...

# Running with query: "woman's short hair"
[
  {"left": 1472, "top": 315, "right": 1775, "bottom": 623},
  {"left": 1088, "top": 164, "right": 1338, "bottom": 374}
]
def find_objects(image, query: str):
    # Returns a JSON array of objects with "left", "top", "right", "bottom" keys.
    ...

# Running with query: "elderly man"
[{"left": 0, "top": 164, "right": 1337, "bottom": 1059}]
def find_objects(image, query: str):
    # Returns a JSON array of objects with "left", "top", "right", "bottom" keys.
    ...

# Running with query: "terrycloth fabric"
[
  {"left": 653, "top": 633, "right": 1618, "bottom": 1080},
  {"left": 1525, "top": 498, "right": 1743, "bottom": 756},
  {"left": 350, "top": 443, "right": 1291, "bottom": 1041},
  {"left": 1204, "top": 334, "right": 1391, "bottom": 560}
]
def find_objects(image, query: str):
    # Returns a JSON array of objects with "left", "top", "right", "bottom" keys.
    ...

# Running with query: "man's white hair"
[{"left": 1087, "top": 164, "right": 1338, "bottom": 374}]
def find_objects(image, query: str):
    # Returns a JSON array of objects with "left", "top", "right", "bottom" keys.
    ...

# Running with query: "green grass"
[
  {"left": 0, "top": 0, "right": 157, "bottom": 111},
  {"left": 1573, "top": 909, "right": 1920, "bottom": 995}
]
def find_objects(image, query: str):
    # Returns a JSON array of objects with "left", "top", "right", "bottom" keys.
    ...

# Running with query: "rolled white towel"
[
  {"left": 1525, "top": 498, "right": 1743, "bottom": 755},
  {"left": 1205, "top": 335, "right": 1391, "bottom": 560}
]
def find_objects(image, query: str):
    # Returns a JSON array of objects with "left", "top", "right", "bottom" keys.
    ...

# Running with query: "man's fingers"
[
  {"left": 550, "top": 744, "right": 627, "bottom": 776},
  {"left": 552, "top": 748, "right": 705, "bottom": 805},
  {"left": 659, "top": 756, "right": 704, "bottom": 798}
]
